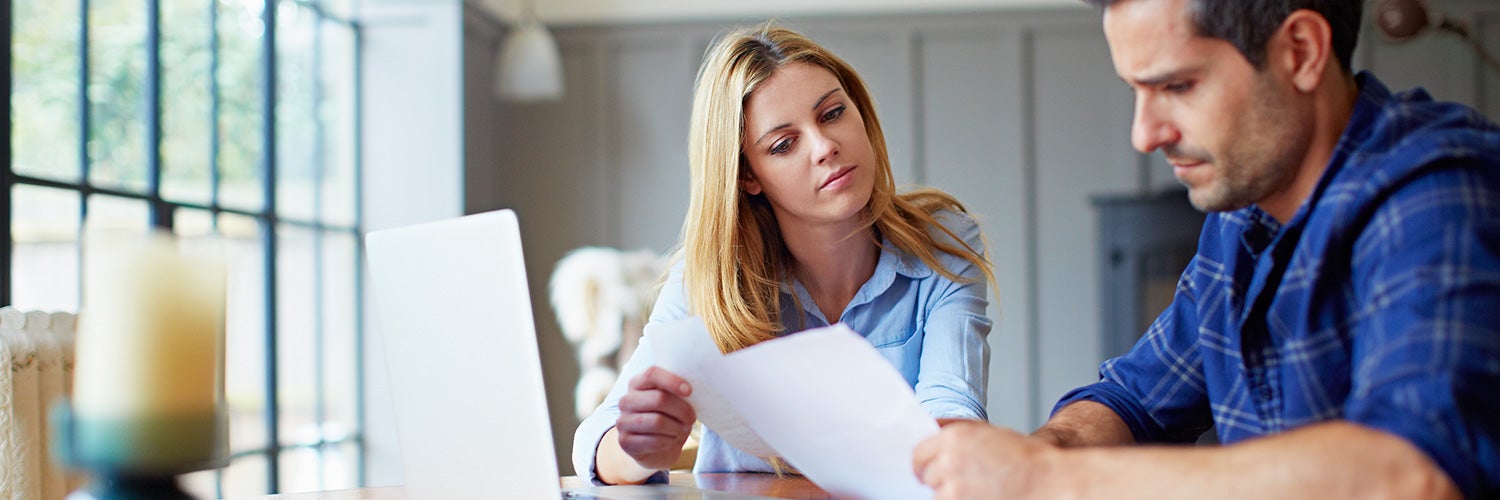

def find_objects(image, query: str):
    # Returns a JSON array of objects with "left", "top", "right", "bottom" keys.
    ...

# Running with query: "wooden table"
[{"left": 234, "top": 472, "right": 831, "bottom": 499}]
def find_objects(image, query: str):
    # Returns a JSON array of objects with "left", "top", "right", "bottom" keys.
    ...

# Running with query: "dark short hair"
[{"left": 1086, "top": 0, "right": 1362, "bottom": 72}]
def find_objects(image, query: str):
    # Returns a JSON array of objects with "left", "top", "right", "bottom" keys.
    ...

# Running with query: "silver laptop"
[
  {"left": 366, "top": 209, "right": 774, "bottom": 500},
  {"left": 366, "top": 209, "right": 562, "bottom": 499}
]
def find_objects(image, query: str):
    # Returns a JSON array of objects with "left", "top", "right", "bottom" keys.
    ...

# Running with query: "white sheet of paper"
[
  {"left": 705, "top": 324, "right": 938, "bottom": 500},
  {"left": 647, "top": 317, "right": 778, "bottom": 458}
]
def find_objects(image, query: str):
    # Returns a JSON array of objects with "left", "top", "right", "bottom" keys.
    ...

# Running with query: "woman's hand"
[{"left": 614, "top": 366, "right": 697, "bottom": 470}]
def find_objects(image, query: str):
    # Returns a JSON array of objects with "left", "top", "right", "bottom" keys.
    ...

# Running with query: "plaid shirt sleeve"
[
  {"left": 1342, "top": 162, "right": 1500, "bottom": 497},
  {"left": 1052, "top": 255, "right": 1215, "bottom": 443}
]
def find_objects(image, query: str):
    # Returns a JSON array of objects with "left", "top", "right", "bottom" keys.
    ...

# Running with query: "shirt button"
[{"left": 1257, "top": 386, "right": 1274, "bottom": 401}]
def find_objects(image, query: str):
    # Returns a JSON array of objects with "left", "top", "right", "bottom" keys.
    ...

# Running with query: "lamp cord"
[
  {"left": 520, "top": 0, "right": 537, "bottom": 23},
  {"left": 1438, "top": 20, "right": 1500, "bottom": 76}
]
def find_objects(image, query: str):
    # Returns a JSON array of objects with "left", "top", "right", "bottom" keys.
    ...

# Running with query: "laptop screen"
[{"left": 366, "top": 209, "right": 560, "bottom": 499}]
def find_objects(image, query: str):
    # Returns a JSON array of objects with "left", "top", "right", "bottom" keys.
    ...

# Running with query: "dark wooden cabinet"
[
  {"left": 1095, "top": 189, "right": 1219, "bottom": 444},
  {"left": 1094, "top": 190, "right": 1206, "bottom": 359}
]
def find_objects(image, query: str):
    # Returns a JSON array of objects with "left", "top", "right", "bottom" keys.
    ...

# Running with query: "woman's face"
[{"left": 740, "top": 62, "right": 877, "bottom": 230}]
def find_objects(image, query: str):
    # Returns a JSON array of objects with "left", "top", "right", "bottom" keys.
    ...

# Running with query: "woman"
[{"left": 573, "top": 23, "right": 997, "bottom": 485}]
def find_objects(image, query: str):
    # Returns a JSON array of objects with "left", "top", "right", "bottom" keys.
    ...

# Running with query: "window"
[{"left": 6, "top": 0, "right": 363, "bottom": 496}]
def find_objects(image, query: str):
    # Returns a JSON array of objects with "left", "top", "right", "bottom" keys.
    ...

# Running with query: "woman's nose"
[{"left": 810, "top": 130, "right": 841, "bottom": 165}]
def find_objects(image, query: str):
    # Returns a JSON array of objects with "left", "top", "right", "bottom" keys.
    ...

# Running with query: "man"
[{"left": 912, "top": 0, "right": 1500, "bottom": 498}]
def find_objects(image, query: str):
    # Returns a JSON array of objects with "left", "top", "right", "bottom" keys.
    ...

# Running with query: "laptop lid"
[{"left": 366, "top": 209, "right": 560, "bottom": 499}]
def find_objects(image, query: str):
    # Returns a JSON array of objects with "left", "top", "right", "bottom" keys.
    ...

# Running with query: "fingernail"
[{"left": 679, "top": 383, "right": 690, "bottom": 395}]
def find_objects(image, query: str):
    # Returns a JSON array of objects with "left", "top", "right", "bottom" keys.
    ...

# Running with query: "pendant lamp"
[{"left": 493, "top": 0, "right": 564, "bottom": 102}]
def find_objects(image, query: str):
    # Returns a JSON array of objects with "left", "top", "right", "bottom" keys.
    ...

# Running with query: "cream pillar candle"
[{"left": 72, "top": 231, "right": 225, "bottom": 470}]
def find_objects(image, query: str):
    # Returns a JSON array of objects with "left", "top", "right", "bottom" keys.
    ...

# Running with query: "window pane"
[
  {"left": 87, "top": 0, "right": 148, "bottom": 193},
  {"left": 12, "top": 0, "right": 82, "bottom": 183},
  {"left": 319, "top": 21, "right": 356, "bottom": 227},
  {"left": 316, "top": 0, "right": 354, "bottom": 20},
  {"left": 223, "top": 212, "right": 268, "bottom": 453},
  {"left": 173, "top": 210, "right": 225, "bottom": 299},
  {"left": 276, "top": 224, "right": 317, "bottom": 446},
  {"left": 85, "top": 194, "right": 150, "bottom": 232},
  {"left": 220, "top": 453, "right": 269, "bottom": 497},
  {"left": 278, "top": 446, "right": 319, "bottom": 493},
  {"left": 217, "top": 0, "right": 265, "bottom": 212},
  {"left": 180, "top": 468, "right": 219, "bottom": 499},
  {"left": 275, "top": 0, "right": 317, "bottom": 223},
  {"left": 173, "top": 207, "right": 217, "bottom": 238},
  {"left": 11, "top": 185, "right": 81, "bottom": 311},
  {"left": 321, "top": 231, "right": 357, "bottom": 437},
  {"left": 161, "top": 0, "right": 215, "bottom": 205},
  {"left": 323, "top": 441, "right": 359, "bottom": 490}
]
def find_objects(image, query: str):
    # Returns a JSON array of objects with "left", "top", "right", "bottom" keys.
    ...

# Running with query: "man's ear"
[{"left": 1275, "top": 9, "right": 1334, "bottom": 93}]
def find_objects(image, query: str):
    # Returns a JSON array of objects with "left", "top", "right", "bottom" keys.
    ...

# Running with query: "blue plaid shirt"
[{"left": 1055, "top": 72, "right": 1500, "bottom": 497}]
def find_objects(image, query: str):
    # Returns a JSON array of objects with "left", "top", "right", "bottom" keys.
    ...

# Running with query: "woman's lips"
[{"left": 821, "top": 166, "right": 856, "bottom": 190}]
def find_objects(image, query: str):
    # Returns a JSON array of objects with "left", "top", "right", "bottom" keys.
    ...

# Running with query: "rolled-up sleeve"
[
  {"left": 1345, "top": 213, "right": 1500, "bottom": 498},
  {"left": 570, "top": 263, "right": 687, "bottom": 485},
  {"left": 914, "top": 212, "right": 992, "bottom": 420}
]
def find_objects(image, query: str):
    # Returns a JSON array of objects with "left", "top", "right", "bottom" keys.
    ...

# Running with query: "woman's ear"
[
  {"left": 738, "top": 170, "right": 762, "bottom": 195},
  {"left": 741, "top": 174, "right": 763, "bottom": 196}
]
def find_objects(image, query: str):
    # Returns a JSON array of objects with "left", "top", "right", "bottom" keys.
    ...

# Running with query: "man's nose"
[{"left": 1131, "top": 97, "right": 1179, "bottom": 154}]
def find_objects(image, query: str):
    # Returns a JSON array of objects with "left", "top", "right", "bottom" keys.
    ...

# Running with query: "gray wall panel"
[
  {"left": 487, "top": 41, "right": 610, "bottom": 475},
  {"left": 919, "top": 29, "right": 1034, "bottom": 430},
  {"left": 1367, "top": 34, "right": 1475, "bottom": 104},
  {"left": 1031, "top": 27, "right": 1137, "bottom": 423},
  {"left": 465, "top": 28, "right": 506, "bottom": 216},
  {"left": 1483, "top": 12, "right": 1500, "bottom": 119},
  {"left": 608, "top": 40, "right": 695, "bottom": 253},
  {"left": 1359, "top": 0, "right": 1500, "bottom": 106}
]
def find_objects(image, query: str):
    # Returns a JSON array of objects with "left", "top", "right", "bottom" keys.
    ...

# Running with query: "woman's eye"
[
  {"left": 770, "top": 138, "right": 794, "bottom": 155},
  {"left": 821, "top": 105, "right": 845, "bottom": 122}
]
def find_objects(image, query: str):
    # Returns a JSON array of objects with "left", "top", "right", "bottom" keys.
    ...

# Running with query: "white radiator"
[{"left": 0, "top": 307, "right": 79, "bottom": 500}]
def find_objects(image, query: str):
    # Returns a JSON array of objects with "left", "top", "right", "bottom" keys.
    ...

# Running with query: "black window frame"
[{"left": 3, "top": 0, "right": 366, "bottom": 495}]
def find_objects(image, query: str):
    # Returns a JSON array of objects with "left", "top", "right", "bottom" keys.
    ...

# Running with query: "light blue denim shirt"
[{"left": 572, "top": 210, "right": 992, "bottom": 483}]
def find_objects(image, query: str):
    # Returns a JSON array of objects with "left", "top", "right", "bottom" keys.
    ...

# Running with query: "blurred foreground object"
[
  {"left": 549, "top": 247, "right": 666, "bottom": 419},
  {"left": 0, "top": 308, "right": 80, "bottom": 499},
  {"left": 549, "top": 247, "right": 698, "bottom": 469},
  {"left": 53, "top": 231, "right": 226, "bottom": 500}
]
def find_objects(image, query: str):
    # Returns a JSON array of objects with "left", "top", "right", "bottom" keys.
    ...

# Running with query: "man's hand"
[
  {"left": 614, "top": 366, "right": 697, "bottom": 470},
  {"left": 913, "top": 419, "right": 1462, "bottom": 500},
  {"left": 913, "top": 421, "right": 1066, "bottom": 500}
]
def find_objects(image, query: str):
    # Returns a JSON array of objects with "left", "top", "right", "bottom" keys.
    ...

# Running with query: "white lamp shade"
[{"left": 494, "top": 21, "right": 565, "bottom": 102}]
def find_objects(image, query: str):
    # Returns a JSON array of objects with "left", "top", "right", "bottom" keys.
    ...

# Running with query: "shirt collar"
[
  {"left": 778, "top": 235, "right": 932, "bottom": 321},
  {"left": 883, "top": 235, "right": 935, "bottom": 279}
]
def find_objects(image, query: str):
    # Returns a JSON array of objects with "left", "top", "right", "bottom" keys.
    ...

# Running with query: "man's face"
[{"left": 1104, "top": 0, "right": 1311, "bottom": 213}]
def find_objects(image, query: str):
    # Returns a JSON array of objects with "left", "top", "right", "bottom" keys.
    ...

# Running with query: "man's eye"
[{"left": 1163, "top": 81, "right": 1194, "bottom": 94}]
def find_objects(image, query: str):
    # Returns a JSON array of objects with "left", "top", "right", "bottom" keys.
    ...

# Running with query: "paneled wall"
[{"left": 461, "top": 1, "right": 1500, "bottom": 473}]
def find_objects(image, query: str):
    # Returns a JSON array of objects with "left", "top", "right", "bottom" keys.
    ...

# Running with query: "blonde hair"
[{"left": 681, "top": 23, "right": 996, "bottom": 355}]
